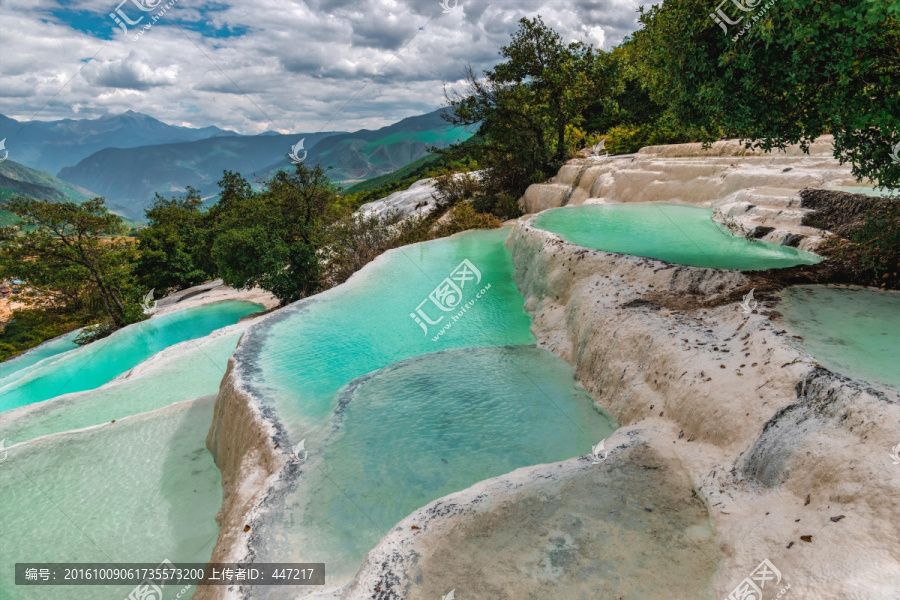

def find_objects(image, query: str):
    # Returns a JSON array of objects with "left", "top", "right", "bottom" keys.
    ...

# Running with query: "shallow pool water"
[
  {"left": 0, "top": 331, "right": 79, "bottom": 389},
  {"left": 0, "top": 301, "right": 262, "bottom": 412},
  {"left": 235, "top": 229, "right": 618, "bottom": 593},
  {"left": 0, "top": 397, "right": 221, "bottom": 600},
  {"left": 532, "top": 203, "right": 821, "bottom": 270},
  {"left": 779, "top": 285, "right": 900, "bottom": 389},
  {"left": 250, "top": 346, "right": 617, "bottom": 584},
  {"left": 241, "top": 228, "right": 535, "bottom": 433},
  {"left": 0, "top": 326, "right": 244, "bottom": 445}
]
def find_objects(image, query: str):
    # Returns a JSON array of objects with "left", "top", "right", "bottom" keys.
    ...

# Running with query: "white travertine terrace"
[
  {"left": 343, "top": 224, "right": 900, "bottom": 600},
  {"left": 520, "top": 136, "right": 867, "bottom": 251},
  {"left": 152, "top": 279, "right": 279, "bottom": 316},
  {"left": 357, "top": 178, "right": 440, "bottom": 220},
  {"left": 202, "top": 141, "right": 899, "bottom": 600},
  {"left": 357, "top": 171, "right": 485, "bottom": 222}
]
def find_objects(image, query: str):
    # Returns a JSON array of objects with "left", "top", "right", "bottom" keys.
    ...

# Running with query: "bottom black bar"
[{"left": 15, "top": 562, "right": 325, "bottom": 585}]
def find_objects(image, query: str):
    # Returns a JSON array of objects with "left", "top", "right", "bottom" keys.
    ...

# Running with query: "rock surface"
[
  {"left": 200, "top": 142, "right": 899, "bottom": 600},
  {"left": 357, "top": 179, "right": 439, "bottom": 220},
  {"left": 343, "top": 435, "right": 718, "bottom": 600},
  {"left": 499, "top": 223, "right": 900, "bottom": 599},
  {"left": 356, "top": 172, "right": 485, "bottom": 222},
  {"left": 153, "top": 279, "right": 279, "bottom": 316},
  {"left": 520, "top": 136, "right": 866, "bottom": 252}
]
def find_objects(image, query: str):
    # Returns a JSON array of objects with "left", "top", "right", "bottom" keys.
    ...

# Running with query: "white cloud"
[
  {"left": 0, "top": 0, "right": 643, "bottom": 133},
  {"left": 585, "top": 25, "right": 605, "bottom": 48},
  {"left": 82, "top": 54, "right": 180, "bottom": 89}
]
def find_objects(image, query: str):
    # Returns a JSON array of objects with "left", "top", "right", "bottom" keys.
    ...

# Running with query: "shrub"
[
  {"left": 431, "top": 171, "right": 483, "bottom": 210},
  {"left": 432, "top": 203, "right": 503, "bottom": 238},
  {"left": 0, "top": 307, "right": 83, "bottom": 361},
  {"left": 320, "top": 213, "right": 404, "bottom": 288},
  {"left": 604, "top": 115, "right": 716, "bottom": 155}
]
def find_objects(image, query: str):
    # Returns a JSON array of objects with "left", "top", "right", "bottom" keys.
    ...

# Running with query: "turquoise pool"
[
  {"left": 0, "top": 331, "right": 79, "bottom": 385},
  {"left": 252, "top": 346, "right": 617, "bottom": 581},
  {"left": 0, "top": 398, "right": 222, "bottom": 600},
  {"left": 234, "top": 229, "right": 618, "bottom": 590},
  {"left": 779, "top": 285, "right": 900, "bottom": 389},
  {"left": 0, "top": 301, "right": 262, "bottom": 412},
  {"left": 241, "top": 228, "right": 536, "bottom": 432},
  {"left": 0, "top": 326, "right": 246, "bottom": 445},
  {"left": 532, "top": 203, "right": 821, "bottom": 270}
]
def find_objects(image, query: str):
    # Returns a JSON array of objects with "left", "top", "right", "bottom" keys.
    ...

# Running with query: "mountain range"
[
  {"left": 0, "top": 111, "right": 236, "bottom": 175},
  {"left": 0, "top": 109, "right": 472, "bottom": 221},
  {"left": 265, "top": 110, "right": 473, "bottom": 182},
  {"left": 0, "top": 159, "right": 103, "bottom": 226},
  {"left": 57, "top": 131, "right": 339, "bottom": 219}
]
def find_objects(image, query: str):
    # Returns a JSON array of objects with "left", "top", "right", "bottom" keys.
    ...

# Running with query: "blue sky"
[
  {"left": 0, "top": 0, "right": 643, "bottom": 133},
  {"left": 48, "top": 2, "right": 248, "bottom": 40}
]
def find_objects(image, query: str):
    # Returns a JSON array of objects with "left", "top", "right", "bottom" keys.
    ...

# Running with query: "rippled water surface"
[
  {"left": 245, "top": 228, "right": 535, "bottom": 433},
  {"left": 0, "top": 327, "right": 244, "bottom": 445},
  {"left": 0, "top": 398, "right": 221, "bottom": 600},
  {"left": 238, "top": 229, "right": 618, "bottom": 593},
  {"left": 779, "top": 285, "right": 900, "bottom": 389},
  {"left": 254, "top": 346, "right": 617, "bottom": 581}
]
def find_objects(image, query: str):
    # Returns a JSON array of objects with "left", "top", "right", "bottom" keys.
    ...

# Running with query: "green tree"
[
  {"left": 493, "top": 17, "right": 604, "bottom": 162},
  {"left": 445, "top": 16, "right": 607, "bottom": 214},
  {"left": 0, "top": 197, "right": 143, "bottom": 332},
  {"left": 136, "top": 186, "right": 212, "bottom": 294},
  {"left": 207, "top": 165, "right": 339, "bottom": 304},
  {"left": 579, "top": 43, "right": 718, "bottom": 154},
  {"left": 632, "top": 0, "right": 900, "bottom": 189}
]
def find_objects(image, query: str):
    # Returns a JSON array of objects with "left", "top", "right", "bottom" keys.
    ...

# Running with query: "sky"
[{"left": 0, "top": 0, "right": 644, "bottom": 134}]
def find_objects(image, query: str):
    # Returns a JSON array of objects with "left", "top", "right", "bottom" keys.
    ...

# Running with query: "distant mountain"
[
  {"left": 58, "top": 132, "right": 339, "bottom": 220},
  {"left": 0, "top": 111, "right": 237, "bottom": 174},
  {"left": 267, "top": 109, "right": 474, "bottom": 182},
  {"left": 56, "top": 109, "right": 473, "bottom": 221},
  {"left": 0, "top": 159, "right": 105, "bottom": 226}
]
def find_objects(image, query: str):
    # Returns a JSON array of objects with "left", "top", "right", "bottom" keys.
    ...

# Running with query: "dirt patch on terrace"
[{"left": 799, "top": 188, "right": 899, "bottom": 290}]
